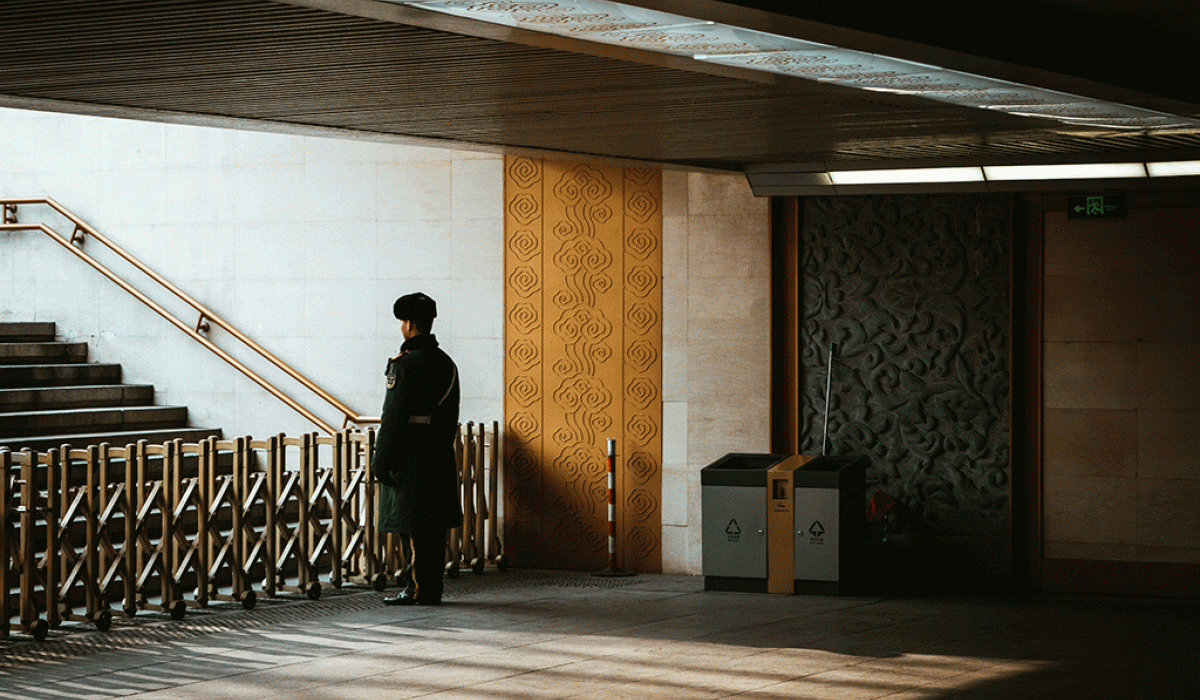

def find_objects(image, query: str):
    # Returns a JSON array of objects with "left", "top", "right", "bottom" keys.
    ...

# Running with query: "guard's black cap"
[{"left": 393, "top": 292, "right": 437, "bottom": 324}]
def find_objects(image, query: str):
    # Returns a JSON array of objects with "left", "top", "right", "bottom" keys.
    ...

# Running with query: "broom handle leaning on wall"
[{"left": 821, "top": 342, "right": 834, "bottom": 456}]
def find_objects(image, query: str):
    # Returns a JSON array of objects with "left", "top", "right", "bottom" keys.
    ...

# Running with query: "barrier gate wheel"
[
  {"left": 30, "top": 619, "right": 49, "bottom": 642},
  {"left": 92, "top": 609, "right": 113, "bottom": 632}
]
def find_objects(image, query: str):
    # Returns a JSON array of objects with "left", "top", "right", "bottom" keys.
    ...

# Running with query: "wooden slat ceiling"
[{"left": 0, "top": 0, "right": 1197, "bottom": 172}]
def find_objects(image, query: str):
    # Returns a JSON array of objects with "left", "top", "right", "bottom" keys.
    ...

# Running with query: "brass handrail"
[{"left": 1, "top": 198, "right": 381, "bottom": 433}]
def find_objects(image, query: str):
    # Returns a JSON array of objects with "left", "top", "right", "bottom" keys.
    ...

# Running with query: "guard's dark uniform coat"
[{"left": 373, "top": 333, "right": 461, "bottom": 534}]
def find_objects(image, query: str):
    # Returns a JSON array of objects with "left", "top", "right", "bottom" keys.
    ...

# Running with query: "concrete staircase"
[{"left": 0, "top": 322, "right": 222, "bottom": 452}]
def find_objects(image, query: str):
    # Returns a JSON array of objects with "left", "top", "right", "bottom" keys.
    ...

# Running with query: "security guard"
[{"left": 373, "top": 292, "right": 461, "bottom": 606}]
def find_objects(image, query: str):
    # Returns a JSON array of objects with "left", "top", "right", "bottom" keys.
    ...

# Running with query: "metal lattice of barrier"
[{"left": 1, "top": 421, "right": 504, "bottom": 641}]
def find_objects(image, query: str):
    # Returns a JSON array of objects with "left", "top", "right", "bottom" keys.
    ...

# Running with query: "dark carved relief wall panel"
[
  {"left": 800, "top": 195, "right": 1011, "bottom": 553},
  {"left": 504, "top": 156, "right": 662, "bottom": 572}
]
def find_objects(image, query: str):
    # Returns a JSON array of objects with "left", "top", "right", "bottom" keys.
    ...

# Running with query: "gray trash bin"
[
  {"left": 701, "top": 453, "right": 787, "bottom": 592},
  {"left": 792, "top": 454, "right": 868, "bottom": 595}
]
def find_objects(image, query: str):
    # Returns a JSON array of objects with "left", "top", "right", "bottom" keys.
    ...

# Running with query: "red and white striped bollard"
[{"left": 594, "top": 437, "right": 634, "bottom": 577}]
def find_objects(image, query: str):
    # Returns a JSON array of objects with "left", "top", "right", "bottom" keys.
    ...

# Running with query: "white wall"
[
  {"left": 0, "top": 107, "right": 773, "bottom": 575},
  {"left": 0, "top": 107, "right": 505, "bottom": 437}
]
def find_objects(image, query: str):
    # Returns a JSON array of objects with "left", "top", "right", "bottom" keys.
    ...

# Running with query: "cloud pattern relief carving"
[{"left": 801, "top": 195, "right": 1011, "bottom": 540}]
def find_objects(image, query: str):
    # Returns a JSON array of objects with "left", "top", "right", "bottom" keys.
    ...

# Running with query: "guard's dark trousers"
[{"left": 409, "top": 528, "right": 448, "bottom": 602}]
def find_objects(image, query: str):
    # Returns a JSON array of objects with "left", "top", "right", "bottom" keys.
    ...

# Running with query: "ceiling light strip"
[
  {"left": 983, "top": 163, "right": 1147, "bottom": 181},
  {"left": 815, "top": 161, "right": 1200, "bottom": 186},
  {"left": 829, "top": 167, "right": 984, "bottom": 185},
  {"left": 1147, "top": 160, "right": 1200, "bottom": 177}
]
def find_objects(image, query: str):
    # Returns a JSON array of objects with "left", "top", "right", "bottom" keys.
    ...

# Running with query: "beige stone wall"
[
  {"left": 661, "top": 170, "right": 772, "bottom": 574},
  {"left": 1043, "top": 208, "right": 1200, "bottom": 564}
]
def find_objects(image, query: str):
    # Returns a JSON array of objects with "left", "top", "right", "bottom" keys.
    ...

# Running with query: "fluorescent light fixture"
[
  {"left": 984, "top": 163, "right": 1147, "bottom": 181},
  {"left": 1147, "top": 160, "right": 1200, "bottom": 177},
  {"left": 830, "top": 167, "right": 985, "bottom": 185},
  {"left": 753, "top": 159, "right": 1200, "bottom": 191}
]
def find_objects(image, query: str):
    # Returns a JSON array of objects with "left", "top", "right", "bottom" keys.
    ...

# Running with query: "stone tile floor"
[{"left": 2, "top": 570, "right": 1198, "bottom": 699}]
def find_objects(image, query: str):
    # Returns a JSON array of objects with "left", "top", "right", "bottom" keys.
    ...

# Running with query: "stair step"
[
  {"left": 0, "top": 322, "right": 226, "bottom": 458},
  {"left": 0, "top": 341, "right": 88, "bottom": 365},
  {"left": 0, "top": 322, "right": 56, "bottom": 343},
  {"left": 0, "top": 405, "right": 188, "bottom": 438},
  {"left": 0, "top": 384, "right": 154, "bottom": 412},
  {"left": 0, "top": 427, "right": 223, "bottom": 453},
  {"left": 0, "top": 363, "right": 121, "bottom": 389}
]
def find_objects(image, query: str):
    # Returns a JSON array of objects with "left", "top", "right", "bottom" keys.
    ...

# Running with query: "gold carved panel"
[{"left": 504, "top": 156, "right": 662, "bottom": 572}]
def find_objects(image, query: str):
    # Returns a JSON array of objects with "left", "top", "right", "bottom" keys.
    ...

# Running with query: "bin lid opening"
[{"left": 706, "top": 453, "right": 789, "bottom": 471}]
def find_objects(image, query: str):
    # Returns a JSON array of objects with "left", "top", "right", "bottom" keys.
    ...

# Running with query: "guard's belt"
[{"left": 408, "top": 415, "right": 431, "bottom": 424}]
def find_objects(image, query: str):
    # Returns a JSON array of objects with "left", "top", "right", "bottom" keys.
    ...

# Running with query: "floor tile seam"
[
  {"left": 476, "top": 632, "right": 710, "bottom": 684},
  {"left": 0, "top": 590, "right": 392, "bottom": 667},
  {"left": 826, "top": 624, "right": 998, "bottom": 653},
  {"left": 551, "top": 664, "right": 795, "bottom": 700},
  {"left": 809, "top": 607, "right": 1014, "bottom": 647},
  {"left": 528, "top": 664, "right": 727, "bottom": 700},
  {"left": 843, "top": 654, "right": 1008, "bottom": 692},
  {"left": 849, "top": 652, "right": 1022, "bottom": 678},
  {"left": 907, "top": 667, "right": 1089, "bottom": 700},
  {"left": 491, "top": 634, "right": 631, "bottom": 659},
  {"left": 51, "top": 668, "right": 185, "bottom": 694},
  {"left": 403, "top": 644, "right": 596, "bottom": 671},
  {"left": 731, "top": 653, "right": 874, "bottom": 687},
  {"left": 622, "top": 596, "right": 860, "bottom": 629},
  {"left": 478, "top": 655, "right": 597, "bottom": 679},
  {"left": 518, "top": 637, "right": 656, "bottom": 659},
  {"left": 381, "top": 663, "right": 611, "bottom": 700},
  {"left": 375, "top": 612, "right": 601, "bottom": 640},
  {"left": 471, "top": 630, "right": 638, "bottom": 660},
  {"left": 2, "top": 648, "right": 261, "bottom": 687},
  {"left": 255, "top": 657, "right": 458, "bottom": 695},
  {"left": 868, "top": 673, "right": 984, "bottom": 700},
  {"left": 911, "top": 648, "right": 1055, "bottom": 676},
  {"left": 665, "top": 660, "right": 855, "bottom": 685},
  {"left": 729, "top": 665, "right": 957, "bottom": 699},
  {"left": 552, "top": 653, "right": 693, "bottom": 679},
  {"left": 65, "top": 647, "right": 430, "bottom": 697}
]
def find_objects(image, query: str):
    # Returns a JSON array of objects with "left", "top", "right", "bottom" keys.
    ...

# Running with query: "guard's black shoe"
[{"left": 383, "top": 590, "right": 418, "bottom": 606}]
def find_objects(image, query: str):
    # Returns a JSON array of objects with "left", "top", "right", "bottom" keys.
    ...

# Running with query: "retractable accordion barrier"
[{"left": 1, "top": 422, "right": 503, "bottom": 640}]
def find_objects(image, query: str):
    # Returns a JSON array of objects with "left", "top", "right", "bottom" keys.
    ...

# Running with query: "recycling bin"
[
  {"left": 701, "top": 453, "right": 787, "bottom": 592},
  {"left": 791, "top": 454, "right": 868, "bottom": 594}
]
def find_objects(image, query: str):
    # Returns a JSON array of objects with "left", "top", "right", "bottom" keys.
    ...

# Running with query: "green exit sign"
[{"left": 1068, "top": 193, "right": 1126, "bottom": 219}]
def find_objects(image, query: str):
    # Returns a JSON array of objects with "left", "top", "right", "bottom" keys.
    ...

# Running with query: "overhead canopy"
[{"left": 2, "top": 0, "right": 1197, "bottom": 190}]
